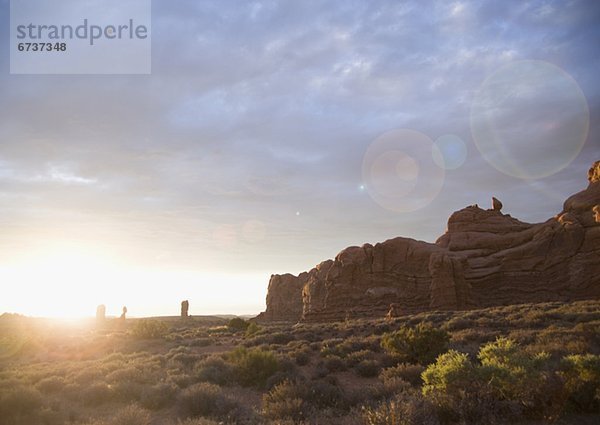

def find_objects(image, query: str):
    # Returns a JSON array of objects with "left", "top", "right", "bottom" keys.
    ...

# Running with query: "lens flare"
[
  {"left": 432, "top": 134, "right": 467, "bottom": 170},
  {"left": 362, "top": 129, "right": 445, "bottom": 213},
  {"left": 471, "top": 60, "right": 589, "bottom": 179}
]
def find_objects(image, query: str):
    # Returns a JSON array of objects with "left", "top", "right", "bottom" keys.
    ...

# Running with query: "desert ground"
[{"left": 1, "top": 300, "right": 599, "bottom": 425}]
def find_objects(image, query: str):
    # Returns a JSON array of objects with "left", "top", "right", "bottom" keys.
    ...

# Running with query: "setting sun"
[{"left": 1, "top": 242, "right": 268, "bottom": 318}]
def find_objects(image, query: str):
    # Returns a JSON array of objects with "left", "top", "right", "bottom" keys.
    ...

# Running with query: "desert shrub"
[
  {"left": 177, "top": 383, "right": 238, "bottom": 420},
  {"left": 478, "top": 337, "right": 568, "bottom": 419},
  {"left": 139, "top": 382, "right": 179, "bottom": 409},
  {"left": 112, "top": 381, "right": 144, "bottom": 403},
  {"left": 111, "top": 404, "right": 151, "bottom": 425},
  {"left": 308, "top": 377, "right": 347, "bottom": 409},
  {"left": 561, "top": 353, "right": 600, "bottom": 412},
  {"left": 228, "top": 317, "right": 249, "bottom": 332},
  {"left": 190, "top": 337, "right": 213, "bottom": 347},
  {"left": 245, "top": 322, "right": 261, "bottom": 336},
  {"left": 0, "top": 386, "right": 44, "bottom": 424},
  {"left": 106, "top": 366, "right": 148, "bottom": 384},
  {"left": 381, "top": 323, "right": 449, "bottom": 365},
  {"left": 422, "top": 350, "right": 476, "bottom": 397},
  {"left": 173, "top": 419, "right": 221, "bottom": 425},
  {"left": 323, "top": 355, "right": 346, "bottom": 372},
  {"left": 131, "top": 320, "right": 169, "bottom": 339},
  {"left": 228, "top": 347, "right": 279, "bottom": 387},
  {"left": 444, "top": 317, "right": 473, "bottom": 331},
  {"left": 292, "top": 348, "right": 311, "bottom": 366},
  {"left": 194, "top": 356, "right": 234, "bottom": 385},
  {"left": 80, "top": 382, "right": 113, "bottom": 406},
  {"left": 262, "top": 380, "right": 308, "bottom": 421},
  {"left": 171, "top": 352, "right": 202, "bottom": 369},
  {"left": 263, "top": 378, "right": 346, "bottom": 420},
  {"left": 267, "top": 332, "right": 294, "bottom": 345},
  {"left": 380, "top": 363, "right": 425, "bottom": 387},
  {"left": 355, "top": 360, "right": 380, "bottom": 378},
  {"left": 362, "top": 392, "right": 440, "bottom": 425},
  {"left": 422, "top": 339, "right": 570, "bottom": 422},
  {"left": 36, "top": 376, "right": 65, "bottom": 393},
  {"left": 346, "top": 349, "right": 375, "bottom": 367},
  {"left": 422, "top": 349, "right": 519, "bottom": 423}
]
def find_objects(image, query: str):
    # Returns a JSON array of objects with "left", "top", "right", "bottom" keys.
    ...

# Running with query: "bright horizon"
[{"left": 1, "top": 0, "right": 599, "bottom": 318}]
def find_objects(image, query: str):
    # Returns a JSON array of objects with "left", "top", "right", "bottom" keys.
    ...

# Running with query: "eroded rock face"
[
  {"left": 255, "top": 273, "right": 308, "bottom": 322},
  {"left": 258, "top": 161, "right": 600, "bottom": 322}
]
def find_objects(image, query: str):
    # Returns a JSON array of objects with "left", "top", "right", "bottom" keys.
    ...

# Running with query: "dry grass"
[{"left": 0, "top": 300, "right": 599, "bottom": 424}]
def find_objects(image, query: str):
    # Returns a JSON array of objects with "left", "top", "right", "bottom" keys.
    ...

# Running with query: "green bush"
[
  {"left": 381, "top": 323, "right": 449, "bottom": 364},
  {"left": 561, "top": 353, "right": 600, "bottom": 412},
  {"left": 245, "top": 322, "right": 260, "bottom": 336},
  {"left": 422, "top": 350, "right": 476, "bottom": 397},
  {"left": 228, "top": 347, "right": 279, "bottom": 387},
  {"left": 227, "top": 317, "right": 249, "bottom": 331},
  {"left": 131, "top": 320, "right": 169, "bottom": 339},
  {"left": 422, "top": 339, "right": 570, "bottom": 422}
]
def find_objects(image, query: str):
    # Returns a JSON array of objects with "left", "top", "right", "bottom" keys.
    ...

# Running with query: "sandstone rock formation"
[
  {"left": 96, "top": 304, "right": 106, "bottom": 322},
  {"left": 257, "top": 161, "right": 600, "bottom": 323},
  {"left": 181, "top": 300, "right": 189, "bottom": 318},
  {"left": 492, "top": 196, "right": 503, "bottom": 211}
]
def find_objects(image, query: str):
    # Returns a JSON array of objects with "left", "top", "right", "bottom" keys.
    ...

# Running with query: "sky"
[{"left": 0, "top": 0, "right": 599, "bottom": 317}]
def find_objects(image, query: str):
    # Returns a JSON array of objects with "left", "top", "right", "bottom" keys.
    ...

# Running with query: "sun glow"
[{"left": 0, "top": 242, "right": 268, "bottom": 318}]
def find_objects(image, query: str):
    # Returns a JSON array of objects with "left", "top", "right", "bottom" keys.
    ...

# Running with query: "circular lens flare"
[
  {"left": 362, "top": 129, "right": 445, "bottom": 213},
  {"left": 433, "top": 134, "right": 467, "bottom": 170},
  {"left": 470, "top": 60, "right": 589, "bottom": 180}
]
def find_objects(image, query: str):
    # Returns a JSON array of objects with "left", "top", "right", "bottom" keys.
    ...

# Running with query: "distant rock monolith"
[
  {"left": 96, "top": 304, "right": 106, "bottom": 323},
  {"left": 181, "top": 300, "right": 189, "bottom": 318},
  {"left": 120, "top": 306, "right": 127, "bottom": 320}
]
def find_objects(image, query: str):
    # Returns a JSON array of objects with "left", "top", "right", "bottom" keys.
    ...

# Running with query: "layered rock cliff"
[{"left": 257, "top": 161, "right": 600, "bottom": 323}]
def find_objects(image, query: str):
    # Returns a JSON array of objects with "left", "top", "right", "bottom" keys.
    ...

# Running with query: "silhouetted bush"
[
  {"left": 323, "top": 355, "right": 346, "bottom": 372},
  {"left": 355, "top": 360, "right": 380, "bottom": 378},
  {"left": 380, "top": 363, "right": 425, "bottom": 387},
  {"left": 131, "top": 320, "right": 169, "bottom": 339},
  {"left": 228, "top": 347, "right": 279, "bottom": 387},
  {"left": 381, "top": 323, "right": 449, "bottom": 365},
  {"left": 140, "top": 382, "right": 179, "bottom": 410},
  {"left": 262, "top": 380, "right": 307, "bottom": 421},
  {"left": 80, "top": 383, "right": 113, "bottom": 406},
  {"left": 194, "top": 356, "right": 234, "bottom": 385},
  {"left": 0, "top": 387, "right": 44, "bottom": 425},
  {"left": 36, "top": 376, "right": 65, "bottom": 393},
  {"left": 177, "top": 383, "right": 239, "bottom": 420}
]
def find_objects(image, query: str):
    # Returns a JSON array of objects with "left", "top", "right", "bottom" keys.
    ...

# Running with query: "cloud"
[{"left": 0, "top": 0, "right": 599, "bottom": 314}]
